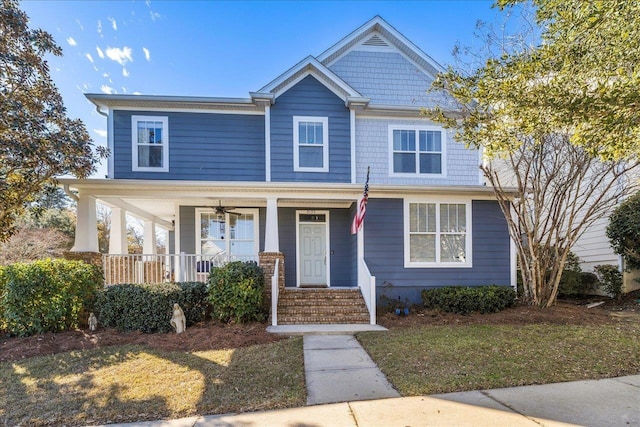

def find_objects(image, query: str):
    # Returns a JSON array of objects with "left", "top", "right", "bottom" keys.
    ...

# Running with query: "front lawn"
[
  {"left": 357, "top": 322, "right": 640, "bottom": 395},
  {"left": 0, "top": 338, "right": 304, "bottom": 426}
]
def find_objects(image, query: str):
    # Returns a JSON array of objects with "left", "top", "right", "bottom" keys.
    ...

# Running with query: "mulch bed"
[{"left": 2, "top": 290, "right": 638, "bottom": 363}]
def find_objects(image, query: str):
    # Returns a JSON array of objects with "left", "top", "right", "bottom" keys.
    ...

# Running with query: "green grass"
[
  {"left": 0, "top": 338, "right": 304, "bottom": 426},
  {"left": 357, "top": 323, "right": 640, "bottom": 395}
]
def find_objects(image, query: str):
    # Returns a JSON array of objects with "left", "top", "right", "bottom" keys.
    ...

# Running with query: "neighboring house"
[{"left": 62, "top": 16, "right": 515, "bottom": 326}]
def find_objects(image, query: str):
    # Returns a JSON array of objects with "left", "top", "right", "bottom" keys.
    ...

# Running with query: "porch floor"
[{"left": 266, "top": 324, "right": 387, "bottom": 335}]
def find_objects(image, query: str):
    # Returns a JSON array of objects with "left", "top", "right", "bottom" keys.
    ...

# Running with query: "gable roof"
[
  {"left": 257, "top": 56, "right": 367, "bottom": 106},
  {"left": 317, "top": 15, "right": 445, "bottom": 78}
]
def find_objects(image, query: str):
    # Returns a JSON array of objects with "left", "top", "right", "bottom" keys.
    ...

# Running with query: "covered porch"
[{"left": 61, "top": 179, "right": 377, "bottom": 325}]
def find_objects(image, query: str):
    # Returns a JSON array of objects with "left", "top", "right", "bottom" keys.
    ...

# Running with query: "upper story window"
[
  {"left": 404, "top": 199, "right": 472, "bottom": 268},
  {"left": 294, "top": 116, "right": 329, "bottom": 172},
  {"left": 389, "top": 126, "right": 445, "bottom": 176},
  {"left": 132, "top": 115, "right": 169, "bottom": 172}
]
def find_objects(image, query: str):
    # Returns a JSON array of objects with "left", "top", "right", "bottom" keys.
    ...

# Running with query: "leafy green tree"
[
  {"left": 425, "top": 1, "right": 640, "bottom": 307},
  {"left": 0, "top": 0, "right": 108, "bottom": 242}
]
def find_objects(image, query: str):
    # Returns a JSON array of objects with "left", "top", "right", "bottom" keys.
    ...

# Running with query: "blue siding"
[
  {"left": 113, "top": 110, "right": 265, "bottom": 180},
  {"left": 271, "top": 75, "right": 351, "bottom": 182},
  {"left": 365, "top": 199, "right": 511, "bottom": 304},
  {"left": 329, "top": 209, "right": 353, "bottom": 287},
  {"left": 179, "top": 206, "right": 196, "bottom": 253}
]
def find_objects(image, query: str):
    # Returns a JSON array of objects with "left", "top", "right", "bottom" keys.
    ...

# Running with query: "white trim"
[
  {"left": 107, "top": 108, "right": 114, "bottom": 178},
  {"left": 265, "top": 105, "right": 271, "bottom": 182},
  {"left": 295, "top": 210, "right": 331, "bottom": 287},
  {"left": 274, "top": 70, "right": 350, "bottom": 102},
  {"left": 350, "top": 109, "right": 356, "bottom": 183},
  {"left": 259, "top": 56, "right": 361, "bottom": 99},
  {"left": 131, "top": 115, "right": 169, "bottom": 172},
  {"left": 195, "top": 208, "right": 260, "bottom": 260},
  {"left": 403, "top": 197, "right": 473, "bottom": 268},
  {"left": 114, "top": 106, "right": 264, "bottom": 115},
  {"left": 317, "top": 16, "right": 445, "bottom": 75},
  {"left": 293, "top": 116, "right": 329, "bottom": 173},
  {"left": 388, "top": 125, "right": 447, "bottom": 178},
  {"left": 510, "top": 229, "right": 517, "bottom": 291}
]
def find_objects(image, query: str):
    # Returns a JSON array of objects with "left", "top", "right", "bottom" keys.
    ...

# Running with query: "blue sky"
[{"left": 22, "top": 0, "right": 509, "bottom": 178}]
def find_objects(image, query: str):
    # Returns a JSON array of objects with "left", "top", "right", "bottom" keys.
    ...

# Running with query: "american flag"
[{"left": 351, "top": 166, "right": 370, "bottom": 234}]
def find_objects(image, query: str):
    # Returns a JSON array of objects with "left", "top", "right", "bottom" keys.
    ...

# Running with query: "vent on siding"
[{"left": 362, "top": 34, "right": 389, "bottom": 47}]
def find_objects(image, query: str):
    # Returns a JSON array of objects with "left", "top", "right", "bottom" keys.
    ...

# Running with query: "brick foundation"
[
  {"left": 259, "top": 252, "right": 285, "bottom": 315},
  {"left": 63, "top": 251, "right": 103, "bottom": 268}
]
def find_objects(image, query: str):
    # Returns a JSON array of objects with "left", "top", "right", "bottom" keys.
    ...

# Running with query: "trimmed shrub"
[
  {"left": 421, "top": 285, "right": 516, "bottom": 315},
  {"left": 208, "top": 261, "right": 266, "bottom": 323},
  {"left": 607, "top": 192, "right": 640, "bottom": 270},
  {"left": 0, "top": 259, "right": 103, "bottom": 337},
  {"left": 594, "top": 264, "right": 623, "bottom": 301},
  {"left": 96, "top": 282, "right": 208, "bottom": 333}
]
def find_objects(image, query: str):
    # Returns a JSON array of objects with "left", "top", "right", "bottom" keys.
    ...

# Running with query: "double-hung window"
[
  {"left": 132, "top": 115, "right": 169, "bottom": 172},
  {"left": 390, "top": 126, "right": 444, "bottom": 176},
  {"left": 404, "top": 199, "right": 472, "bottom": 267},
  {"left": 294, "top": 116, "right": 329, "bottom": 172}
]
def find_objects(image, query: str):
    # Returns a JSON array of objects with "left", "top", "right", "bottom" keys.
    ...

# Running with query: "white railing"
[
  {"left": 103, "top": 253, "right": 256, "bottom": 285},
  {"left": 271, "top": 258, "right": 280, "bottom": 326},
  {"left": 358, "top": 257, "right": 376, "bottom": 325}
]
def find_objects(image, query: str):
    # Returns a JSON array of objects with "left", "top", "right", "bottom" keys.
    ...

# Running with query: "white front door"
[{"left": 297, "top": 212, "right": 330, "bottom": 287}]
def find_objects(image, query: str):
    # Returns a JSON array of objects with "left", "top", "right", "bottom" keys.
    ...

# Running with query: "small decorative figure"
[
  {"left": 88, "top": 313, "right": 98, "bottom": 331},
  {"left": 170, "top": 303, "right": 186, "bottom": 334}
]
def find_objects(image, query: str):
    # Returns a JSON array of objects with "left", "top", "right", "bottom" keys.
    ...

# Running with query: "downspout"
[
  {"left": 95, "top": 105, "right": 108, "bottom": 118},
  {"left": 63, "top": 184, "right": 79, "bottom": 203}
]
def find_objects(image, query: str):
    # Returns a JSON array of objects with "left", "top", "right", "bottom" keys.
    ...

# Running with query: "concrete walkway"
[
  {"left": 98, "top": 375, "right": 640, "bottom": 427},
  {"left": 303, "top": 334, "right": 400, "bottom": 404}
]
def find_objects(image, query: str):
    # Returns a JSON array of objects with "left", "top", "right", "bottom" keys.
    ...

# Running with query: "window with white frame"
[
  {"left": 294, "top": 116, "right": 328, "bottom": 172},
  {"left": 404, "top": 200, "right": 472, "bottom": 267},
  {"left": 390, "top": 126, "right": 444, "bottom": 175},
  {"left": 132, "top": 115, "right": 169, "bottom": 172},
  {"left": 197, "top": 209, "right": 259, "bottom": 262}
]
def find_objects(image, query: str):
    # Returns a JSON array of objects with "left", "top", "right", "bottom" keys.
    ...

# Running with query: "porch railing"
[
  {"left": 271, "top": 258, "right": 280, "bottom": 326},
  {"left": 102, "top": 253, "right": 256, "bottom": 286},
  {"left": 358, "top": 257, "right": 376, "bottom": 325}
]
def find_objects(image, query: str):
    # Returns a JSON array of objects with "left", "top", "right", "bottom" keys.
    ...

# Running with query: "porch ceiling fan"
[{"left": 213, "top": 201, "right": 241, "bottom": 216}]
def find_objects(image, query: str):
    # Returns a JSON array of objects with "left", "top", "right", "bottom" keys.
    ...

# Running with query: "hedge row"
[
  {"left": 0, "top": 259, "right": 103, "bottom": 337},
  {"left": 422, "top": 285, "right": 516, "bottom": 315},
  {"left": 96, "top": 282, "right": 208, "bottom": 333}
]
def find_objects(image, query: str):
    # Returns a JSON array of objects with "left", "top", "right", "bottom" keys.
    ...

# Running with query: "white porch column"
[
  {"left": 73, "top": 193, "right": 98, "bottom": 252},
  {"left": 264, "top": 197, "right": 279, "bottom": 252},
  {"left": 109, "top": 207, "right": 128, "bottom": 254},
  {"left": 143, "top": 220, "right": 157, "bottom": 254}
]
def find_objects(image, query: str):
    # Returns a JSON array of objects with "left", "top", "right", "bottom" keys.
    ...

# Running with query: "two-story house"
[{"left": 62, "top": 16, "right": 515, "bottom": 327}]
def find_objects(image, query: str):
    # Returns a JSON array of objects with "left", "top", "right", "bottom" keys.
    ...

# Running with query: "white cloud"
[
  {"left": 100, "top": 85, "right": 116, "bottom": 94},
  {"left": 75, "top": 19, "right": 84, "bottom": 31},
  {"left": 122, "top": 68, "right": 129, "bottom": 77},
  {"left": 85, "top": 53, "right": 94, "bottom": 63},
  {"left": 142, "top": 47, "right": 151, "bottom": 61},
  {"left": 102, "top": 72, "right": 109, "bottom": 78},
  {"left": 150, "top": 11, "right": 160, "bottom": 21},
  {"left": 105, "top": 46, "right": 133, "bottom": 65},
  {"left": 108, "top": 17, "right": 117, "bottom": 31},
  {"left": 121, "top": 87, "right": 128, "bottom": 93},
  {"left": 66, "top": 37, "right": 77, "bottom": 46},
  {"left": 94, "top": 129, "right": 108, "bottom": 138},
  {"left": 97, "top": 20, "right": 103, "bottom": 37},
  {"left": 133, "top": 91, "right": 142, "bottom": 95},
  {"left": 96, "top": 46, "right": 104, "bottom": 59}
]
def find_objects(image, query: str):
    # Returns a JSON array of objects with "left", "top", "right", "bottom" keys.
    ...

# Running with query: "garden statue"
[
  {"left": 88, "top": 313, "right": 98, "bottom": 331},
  {"left": 170, "top": 303, "right": 186, "bottom": 333}
]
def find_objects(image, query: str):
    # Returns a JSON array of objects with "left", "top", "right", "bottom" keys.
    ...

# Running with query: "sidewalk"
[{"left": 98, "top": 374, "right": 639, "bottom": 427}]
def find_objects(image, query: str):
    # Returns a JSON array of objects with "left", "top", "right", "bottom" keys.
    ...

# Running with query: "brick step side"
[{"left": 278, "top": 298, "right": 368, "bottom": 306}]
